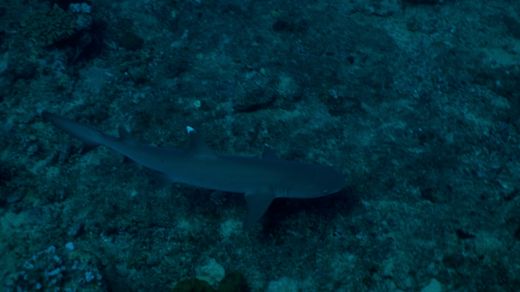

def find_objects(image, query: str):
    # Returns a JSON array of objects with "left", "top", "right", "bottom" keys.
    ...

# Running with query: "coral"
[
  {"left": 195, "top": 258, "right": 225, "bottom": 287},
  {"left": 266, "top": 277, "right": 299, "bottom": 292},
  {"left": 172, "top": 272, "right": 250, "bottom": 292},
  {"left": 6, "top": 244, "right": 105, "bottom": 291},
  {"left": 21, "top": 5, "right": 77, "bottom": 47},
  {"left": 172, "top": 278, "right": 215, "bottom": 292},
  {"left": 217, "top": 272, "right": 250, "bottom": 292}
]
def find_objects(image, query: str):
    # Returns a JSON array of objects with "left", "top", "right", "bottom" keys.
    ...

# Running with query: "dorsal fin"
[
  {"left": 186, "top": 126, "right": 216, "bottom": 159},
  {"left": 262, "top": 145, "right": 278, "bottom": 159}
]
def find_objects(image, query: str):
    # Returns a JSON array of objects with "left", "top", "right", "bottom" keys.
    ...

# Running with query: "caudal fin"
[{"left": 42, "top": 112, "right": 108, "bottom": 147}]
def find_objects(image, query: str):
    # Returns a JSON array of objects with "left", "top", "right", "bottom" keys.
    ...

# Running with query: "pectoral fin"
[{"left": 244, "top": 192, "right": 275, "bottom": 226}]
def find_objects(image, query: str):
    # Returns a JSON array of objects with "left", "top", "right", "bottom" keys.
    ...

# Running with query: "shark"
[{"left": 43, "top": 112, "right": 345, "bottom": 224}]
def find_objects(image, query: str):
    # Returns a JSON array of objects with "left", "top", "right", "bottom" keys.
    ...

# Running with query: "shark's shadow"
[{"left": 259, "top": 186, "right": 360, "bottom": 235}]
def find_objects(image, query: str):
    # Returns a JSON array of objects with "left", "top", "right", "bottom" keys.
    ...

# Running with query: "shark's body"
[{"left": 43, "top": 112, "right": 345, "bottom": 224}]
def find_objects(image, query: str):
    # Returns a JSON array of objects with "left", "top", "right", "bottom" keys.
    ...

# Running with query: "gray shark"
[{"left": 43, "top": 112, "right": 345, "bottom": 224}]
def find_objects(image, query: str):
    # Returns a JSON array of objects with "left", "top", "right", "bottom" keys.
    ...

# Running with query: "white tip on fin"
[{"left": 186, "top": 125, "right": 196, "bottom": 135}]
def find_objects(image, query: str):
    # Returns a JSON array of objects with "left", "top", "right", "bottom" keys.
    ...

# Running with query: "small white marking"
[{"left": 186, "top": 125, "right": 196, "bottom": 134}]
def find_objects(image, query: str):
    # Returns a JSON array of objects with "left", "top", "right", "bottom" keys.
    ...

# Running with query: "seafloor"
[{"left": 1, "top": 0, "right": 519, "bottom": 291}]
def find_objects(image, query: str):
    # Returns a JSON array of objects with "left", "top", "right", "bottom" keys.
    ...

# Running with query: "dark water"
[{"left": 1, "top": 0, "right": 519, "bottom": 291}]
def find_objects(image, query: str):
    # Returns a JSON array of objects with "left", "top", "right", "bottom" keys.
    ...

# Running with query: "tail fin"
[{"left": 42, "top": 112, "right": 108, "bottom": 147}]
